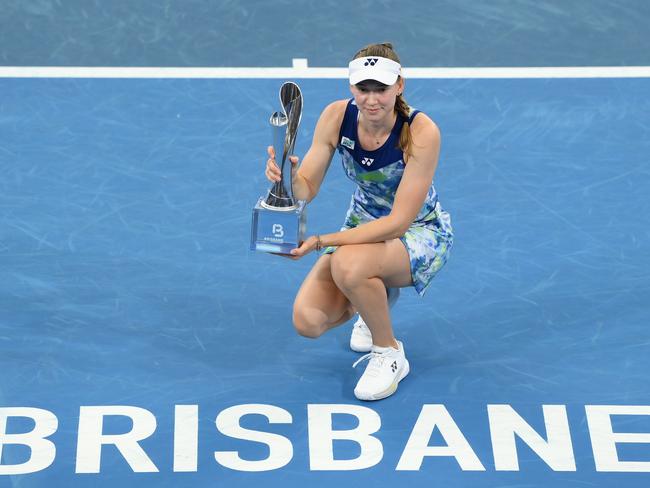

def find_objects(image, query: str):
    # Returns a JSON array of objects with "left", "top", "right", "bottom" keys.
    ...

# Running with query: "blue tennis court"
[{"left": 1, "top": 2, "right": 650, "bottom": 487}]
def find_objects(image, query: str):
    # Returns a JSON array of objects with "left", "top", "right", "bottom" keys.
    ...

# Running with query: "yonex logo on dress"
[
  {"left": 364, "top": 58, "right": 379, "bottom": 66},
  {"left": 361, "top": 157, "right": 374, "bottom": 166}
]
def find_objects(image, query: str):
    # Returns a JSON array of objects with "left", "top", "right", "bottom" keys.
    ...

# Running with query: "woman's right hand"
[
  {"left": 265, "top": 146, "right": 281, "bottom": 183},
  {"left": 265, "top": 146, "right": 300, "bottom": 183}
]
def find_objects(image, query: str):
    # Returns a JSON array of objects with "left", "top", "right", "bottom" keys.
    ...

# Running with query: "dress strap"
[
  {"left": 407, "top": 108, "right": 420, "bottom": 124},
  {"left": 337, "top": 99, "right": 358, "bottom": 145}
]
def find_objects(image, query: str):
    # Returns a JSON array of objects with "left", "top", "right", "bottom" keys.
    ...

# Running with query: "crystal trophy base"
[{"left": 250, "top": 197, "right": 306, "bottom": 254}]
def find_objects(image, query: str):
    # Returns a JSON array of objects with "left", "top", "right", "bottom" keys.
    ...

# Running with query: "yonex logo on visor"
[{"left": 349, "top": 56, "right": 402, "bottom": 86}]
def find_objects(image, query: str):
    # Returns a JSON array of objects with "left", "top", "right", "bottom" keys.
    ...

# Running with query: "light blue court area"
[{"left": 1, "top": 76, "right": 650, "bottom": 487}]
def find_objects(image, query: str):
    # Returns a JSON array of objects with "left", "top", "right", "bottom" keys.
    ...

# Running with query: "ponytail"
[{"left": 395, "top": 91, "right": 413, "bottom": 163}]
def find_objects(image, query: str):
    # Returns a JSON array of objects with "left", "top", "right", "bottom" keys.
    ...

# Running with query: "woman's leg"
[
  {"left": 292, "top": 254, "right": 355, "bottom": 338},
  {"left": 329, "top": 238, "right": 412, "bottom": 348}
]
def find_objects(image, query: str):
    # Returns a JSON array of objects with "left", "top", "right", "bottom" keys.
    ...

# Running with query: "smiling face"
[{"left": 350, "top": 78, "right": 404, "bottom": 122}]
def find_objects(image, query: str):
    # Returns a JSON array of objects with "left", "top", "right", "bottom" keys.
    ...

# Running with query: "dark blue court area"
[
  {"left": 2, "top": 0, "right": 650, "bottom": 67},
  {"left": 1, "top": 76, "right": 649, "bottom": 487}
]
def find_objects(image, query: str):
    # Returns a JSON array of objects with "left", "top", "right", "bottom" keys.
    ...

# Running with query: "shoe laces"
[{"left": 352, "top": 350, "right": 386, "bottom": 377}]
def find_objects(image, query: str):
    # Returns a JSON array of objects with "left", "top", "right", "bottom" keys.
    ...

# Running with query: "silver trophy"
[{"left": 250, "top": 82, "right": 306, "bottom": 254}]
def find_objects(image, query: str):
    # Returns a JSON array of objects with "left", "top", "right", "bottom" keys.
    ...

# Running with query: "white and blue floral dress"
[{"left": 323, "top": 99, "right": 453, "bottom": 296}]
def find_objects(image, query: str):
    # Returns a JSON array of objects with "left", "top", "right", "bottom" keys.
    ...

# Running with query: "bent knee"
[
  {"left": 292, "top": 307, "right": 325, "bottom": 339},
  {"left": 330, "top": 246, "right": 366, "bottom": 291}
]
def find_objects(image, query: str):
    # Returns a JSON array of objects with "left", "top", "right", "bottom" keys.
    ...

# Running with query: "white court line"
[{"left": 0, "top": 60, "right": 649, "bottom": 79}]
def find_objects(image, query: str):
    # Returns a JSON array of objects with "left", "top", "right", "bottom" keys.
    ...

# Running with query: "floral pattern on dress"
[{"left": 323, "top": 149, "right": 453, "bottom": 296}]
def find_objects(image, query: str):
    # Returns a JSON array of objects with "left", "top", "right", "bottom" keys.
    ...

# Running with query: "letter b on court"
[{"left": 0, "top": 407, "right": 58, "bottom": 475}]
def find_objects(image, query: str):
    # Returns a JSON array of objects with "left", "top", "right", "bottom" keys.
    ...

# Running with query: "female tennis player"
[{"left": 265, "top": 42, "right": 453, "bottom": 400}]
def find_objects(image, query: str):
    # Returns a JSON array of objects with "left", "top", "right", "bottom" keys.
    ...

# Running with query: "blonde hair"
[{"left": 352, "top": 42, "right": 412, "bottom": 162}]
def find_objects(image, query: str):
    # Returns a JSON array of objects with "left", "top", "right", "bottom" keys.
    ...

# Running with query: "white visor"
[{"left": 348, "top": 56, "right": 401, "bottom": 86}]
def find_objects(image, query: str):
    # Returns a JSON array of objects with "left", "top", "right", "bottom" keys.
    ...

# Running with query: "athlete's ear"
[{"left": 397, "top": 77, "right": 405, "bottom": 95}]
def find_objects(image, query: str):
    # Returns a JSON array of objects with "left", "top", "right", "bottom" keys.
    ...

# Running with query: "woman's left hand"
[{"left": 290, "top": 235, "right": 321, "bottom": 258}]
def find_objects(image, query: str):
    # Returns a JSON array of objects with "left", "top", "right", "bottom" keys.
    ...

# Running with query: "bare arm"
[
  {"left": 291, "top": 113, "right": 441, "bottom": 256},
  {"left": 266, "top": 100, "right": 346, "bottom": 202}
]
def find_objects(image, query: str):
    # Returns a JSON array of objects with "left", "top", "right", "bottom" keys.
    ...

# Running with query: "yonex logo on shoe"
[
  {"left": 361, "top": 157, "right": 374, "bottom": 166},
  {"left": 391, "top": 361, "right": 397, "bottom": 373},
  {"left": 364, "top": 58, "right": 379, "bottom": 66}
]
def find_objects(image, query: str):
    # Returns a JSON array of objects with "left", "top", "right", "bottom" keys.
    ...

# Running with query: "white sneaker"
[
  {"left": 349, "top": 287, "right": 400, "bottom": 353},
  {"left": 352, "top": 340, "right": 410, "bottom": 401}
]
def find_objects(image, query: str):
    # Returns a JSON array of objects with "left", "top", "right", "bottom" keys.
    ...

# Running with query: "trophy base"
[{"left": 250, "top": 197, "right": 306, "bottom": 254}]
